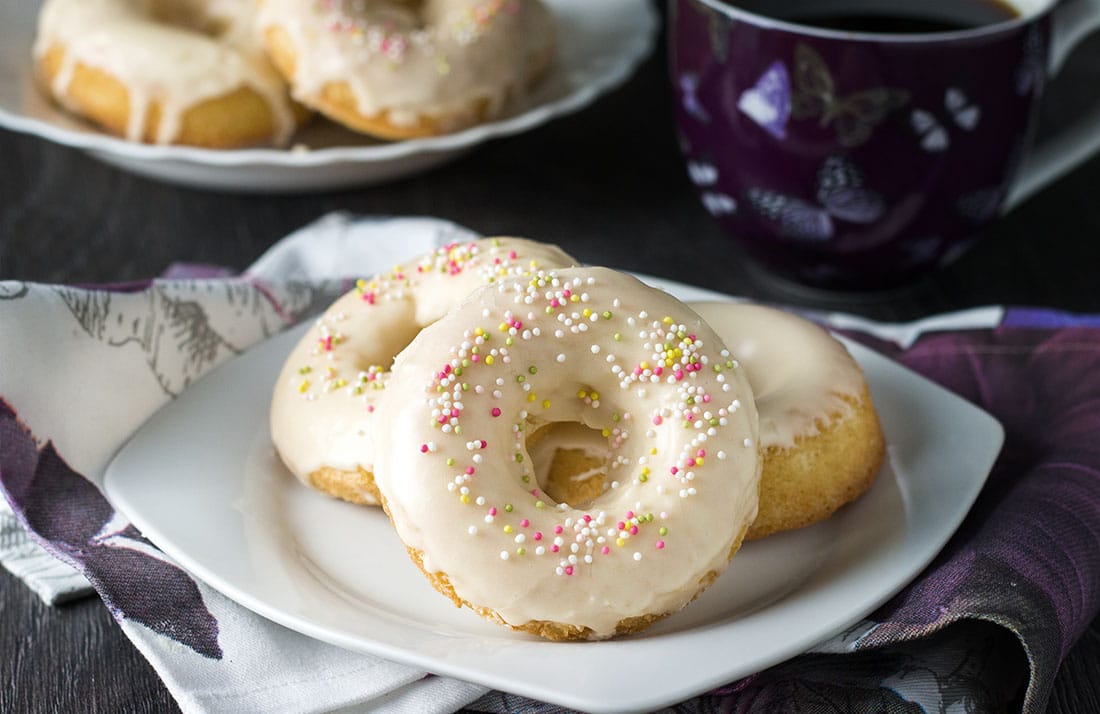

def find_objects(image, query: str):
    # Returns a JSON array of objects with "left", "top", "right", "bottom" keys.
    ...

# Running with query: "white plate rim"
[
  {"left": 103, "top": 278, "right": 1005, "bottom": 713},
  {"left": 0, "top": 0, "right": 656, "bottom": 167}
]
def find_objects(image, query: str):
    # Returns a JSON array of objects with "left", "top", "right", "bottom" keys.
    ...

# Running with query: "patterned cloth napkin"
[{"left": 2, "top": 214, "right": 1098, "bottom": 713}]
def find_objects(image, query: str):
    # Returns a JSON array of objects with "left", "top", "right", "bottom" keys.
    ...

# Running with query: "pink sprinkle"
[
  {"left": 702, "top": 394, "right": 711, "bottom": 403},
  {"left": 491, "top": 407, "right": 502, "bottom": 417},
  {"left": 674, "top": 369, "right": 684, "bottom": 380},
  {"left": 551, "top": 545, "right": 560, "bottom": 553},
  {"left": 697, "top": 449, "right": 706, "bottom": 457},
  {"left": 465, "top": 467, "right": 475, "bottom": 475},
  {"left": 471, "top": 355, "right": 480, "bottom": 362},
  {"left": 508, "top": 250, "right": 517, "bottom": 259},
  {"left": 531, "top": 489, "right": 540, "bottom": 497},
  {"left": 617, "top": 521, "right": 626, "bottom": 530},
  {"left": 488, "top": 507, "right": 498, "bottom": 516},
  {"left": 554, "top": 525, "right": 564, "bottom": 534},
  {"left": 533, "top": 531, "right": 542, "bottom": 540},
  {"left": 601, "top": 546, "right": 610, "bottom": 555},
  {"left": 419, "top": 444, "right": 429, "bottom": 453},
  {"left": 655, "top": 540, "right": 665, "bottom": 549},
  {"left": 630, "top": 526, "right": 639, "bottom": 535},
  {"left": 626, "top": 511, "right": 635, "bottom": 519},
  {"left": 479, "top": 440, "right": 487, "bottom": 448},
  {"left": 584, "top": 514, "right": 592, "bottom": 523},
  {"left": 564, "top": 566, "right": 574, "bottom": 576},
  {"left": 654, "top": 366, "right": 664, "bottom": 376},
  {"left": 653, "top": 415, "right": 663, "bottom": 425},
  {"left": 367, "top": 405, "right": 375, "bottom": 413},
  {"left": 521, "top": 519, "right": 530, "bottom": 528}
]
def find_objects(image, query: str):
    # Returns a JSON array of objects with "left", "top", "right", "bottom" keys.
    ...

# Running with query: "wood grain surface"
[{"left": 2, "top": 11, "right": 1100, "bottom": 714}]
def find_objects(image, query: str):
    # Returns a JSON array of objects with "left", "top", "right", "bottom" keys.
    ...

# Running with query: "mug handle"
[{"left": 1003, "top": 0, "right": 1100, "bottom": 211}]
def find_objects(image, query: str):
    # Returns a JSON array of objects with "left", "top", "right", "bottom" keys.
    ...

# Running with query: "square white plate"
[{"left": 104, "top": 280, "right": 1004, "bottom": 713}]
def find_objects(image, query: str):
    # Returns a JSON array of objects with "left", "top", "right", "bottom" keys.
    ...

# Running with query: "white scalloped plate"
[
  {"left": 0, "top": 0, "right": 655, "bottom": 192},
  {"left": 104, "top": 277, "right": 1004, "bottom": 713}
]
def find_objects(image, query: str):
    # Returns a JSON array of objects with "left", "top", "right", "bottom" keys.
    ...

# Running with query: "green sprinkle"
[
  {"left": 528, "top": 365, "right": 538, "bottom": 375},
  {"left": 659, "top": 526, "right": 668, "bottom": 536},
  {"left": 504, "top": 503, "right": 514, "bottom": 512}
]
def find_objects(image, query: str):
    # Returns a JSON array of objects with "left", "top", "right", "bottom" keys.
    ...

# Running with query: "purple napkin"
[{"left": 1, "top": 215, "right": 1097, "bottom": 712}]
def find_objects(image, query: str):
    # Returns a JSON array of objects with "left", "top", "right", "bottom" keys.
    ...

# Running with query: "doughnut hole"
[{"left": 527, "top": 422, "right": 610, "bottom": 508}]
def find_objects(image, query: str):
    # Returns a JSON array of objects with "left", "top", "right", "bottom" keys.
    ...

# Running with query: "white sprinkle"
[
  {"left": 536, "top": 546, "right": 546, "bottom": 555},
  {"left": 468, "top": 526, "right": 478, "bottom": 535},
  {"left": 633, "top": 552, "right": 642, "bottom": 561},
  {"left": 591, "top": 345, "right": 600, "bottom": 354},
  {"left": 500, "top": 551, "right": 510, "bottom": 560},
  {"left": 556, "top": 354, "right": 567, "bottom": 363},
  {"left": 717, "top": 450, "right": 727, "bottom": 460},
  {"left": 743, "top": 438, "right": 753, "bottom": 448}
]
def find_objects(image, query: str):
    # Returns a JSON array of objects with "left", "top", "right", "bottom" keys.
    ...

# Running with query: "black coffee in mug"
[{"left": 729, "top": 0, "right": 1020, "bottom": 33}]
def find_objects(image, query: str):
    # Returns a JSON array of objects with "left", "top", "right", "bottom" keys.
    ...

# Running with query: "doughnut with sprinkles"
[
  {"left": 258, "top": 0, "right": 558, "bottom": 139},
  {"left": 270, "top": 237, "right": 576, "bottom": 506},
  {"left": 371, "top": 266, "right": 761, "bottom": 640}
]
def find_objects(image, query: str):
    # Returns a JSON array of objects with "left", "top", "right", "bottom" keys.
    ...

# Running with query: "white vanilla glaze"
[
  {"left": 372, "top": 268, "right": 760, "bottom": 638},
  {"left": 257, "top": 0, "right": 556, "bottom": 128},
  {"left": 270, "top": 238, "right": 576, "bottom": 503},
  {"left": 35, "top": 0, "right": 297, "bottom": 145},
  {"left": 689, "top": 302, "right": 865, "bottom": 450}
]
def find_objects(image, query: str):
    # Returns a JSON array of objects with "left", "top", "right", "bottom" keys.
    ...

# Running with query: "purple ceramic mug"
[{"left": 670, "top": 0, "right": 1100, "bottom": 290}]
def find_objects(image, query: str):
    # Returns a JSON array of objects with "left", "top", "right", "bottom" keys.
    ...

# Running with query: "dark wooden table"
[{"left": 3, "top": 13, "right": 1100, "bottom": 714}]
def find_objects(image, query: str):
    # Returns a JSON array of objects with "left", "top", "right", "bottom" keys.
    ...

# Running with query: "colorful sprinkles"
[{"left": 408, "top": 269, "right": 751, "bottom": 578}]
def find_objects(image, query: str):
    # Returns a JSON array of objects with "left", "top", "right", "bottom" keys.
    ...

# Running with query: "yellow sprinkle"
[
  {"left": 460, "top": 494, "right": 470, "bottom": 504},
  {"left": 577, "top": 390, "right": 588, "bottom": 399},
  {"left": 485, "top": 355, "right": 495, "bottom": 365},
  {"left": 602, "top": 429, "right": 611, "bottom": 438},
  {"left": 527, "top": 393, "right": 536, "bottom": 402},
  {"left": 590, "top": 392, "right": 599, "bottom": 401},
  {"left": 542, "top": 400, "right": 551, "bottom": 409},
  {"left": 695, "top": 457, "right": 705, "bottom": 466},
  {"left": 504, "top": 525, "right": 513, "bottom": 534},
  {"left": 650, "top": 447, "right": 658, "bottom": 455},
  {"left": 570, "top": 294, "right": 580, "bottom": 302},
  {"left": 298, "top": 380, "right": 310, "bottom": 393},
  {"left": 582, "top": 308, "right": 592, "bottom": 318},
  {"left": 616, "top": 538, "right": 625, "bottom": 547},
  {"left": 663, "top": 316, "right": 673, "bottom": 324}
]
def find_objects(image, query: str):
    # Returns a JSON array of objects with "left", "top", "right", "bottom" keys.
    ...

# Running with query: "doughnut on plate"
[
  {"left": 104, "top": 276, "right": 1003, "bottom": 713},
  {"left": 0, "top": 0, "right": 655, "bottom": 191}
]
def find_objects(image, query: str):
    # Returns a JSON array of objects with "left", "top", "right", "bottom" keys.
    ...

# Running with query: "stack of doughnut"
[
  {"left": 271, "top": 238, "right": 886, "bottom": 640},
  {"left": 33, "top": 0, "right": 557, "bottom": 147}
]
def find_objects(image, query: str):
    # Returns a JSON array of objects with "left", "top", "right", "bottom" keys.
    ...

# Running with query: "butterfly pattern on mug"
[
  {"left": 911, "top": 87, "right": 982, "bottom": 153},
  {"left": 687, "top": 158, "right": 738, "bottom": 216},
  {"left": 791, "top": 43, "right": 910, "bottom": 148},
  {"left": 679, "top": 72, "right": 711, "bottom": 123},
  {"left": 745, "top": 154, "right": 885, "bottom": 241},
  {"left": 738, "top": 60, "right": 791, "bottom": 140}
]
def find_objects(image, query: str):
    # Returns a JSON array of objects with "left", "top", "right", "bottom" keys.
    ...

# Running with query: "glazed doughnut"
[
  {"left": 34, "top": 0, "right": 302, "bottom": 147},
  {"left": 270, "top": 238, "right": 576, "bottom": 506},
  {"left": 690, "top": 302, "right": 885, "bottom": 540},
  {"left": 371, "top": 267, "right": 761, "bottom": 640},
  {"left": 257, "top": 0, "right": 557, "bottom": 140}
]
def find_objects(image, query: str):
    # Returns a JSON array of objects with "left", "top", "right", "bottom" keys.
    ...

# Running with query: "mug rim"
[{"left": 684, "top": 0, "right": 1049, "bottom": 44}]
